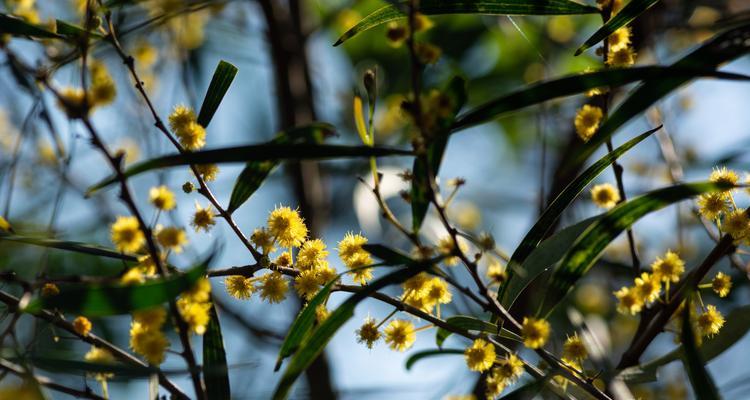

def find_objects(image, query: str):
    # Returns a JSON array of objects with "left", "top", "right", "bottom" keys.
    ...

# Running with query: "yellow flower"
[
  {"left": 486, "top": 260, "right": 508, "bottom": 284},
  {"left": 711, "top": 272, "right": 732, "bottom": 298},
  {"left": 384, "top": 319, "right": 416, "bottom": 352},
  {"left": 464, "top": 338, "right": 496, "bottom": 372},
  {"left": 724, "top": 209, "right": 749, "bottom": 240},
  {"left": 562, "top": 334, "right": 587, "bottom": 361},
  {"left": 424, "top": 277, "right": 452, "bottom": 305},
  {"left": 111, "top": 216, "right": 145, "bottom": 253},
  {"left": 356, "top": 317, "right": 381, "bottom": 349},
  {"left": 294, "top": 269, "right": 321, "bottom": 300},
  {"left": 183, "top": 278, "right": 211, "bottom": 303},
  {"left": 177, "top": 297, "right": 211, "bottom": 335},
  {"left": 485, "top": 373, "right": 508, "bottom": 399},
  {"left": 521, "top": 317, "right": 550, "bottom": 349},
  {"left": 191, "top": 202, "right": 215, "bottom": 232},
  {"left": 349, "top": 259, "right": 374, "bottom": 285},
  {"left": 710, "top": 166, "right": 739, "bottom": 187},
  {"left": 58, "top": 86, "right": 86, "bottom": 117},
  {"left": 590, "top": 183, "right": 620, "bottom": 209},
  {"left": 156, "top": 226, "right": 188, "bottom": 253},
  {"left": 259, "top": 272, "right": 288, "bottom": 303},
  {"left": 697, "top": 305, "right": 724, "bottom": 337},
  {"left": 120, "top": 268, "right": 145, "bottom": 285},
  {"left": 195, "top": 163, "right": 219, "bottom": 182},
  {"left": 88, "top": 61, "right": 117, "bottom": 107},
  {"left": 84, "top": 346, "right": 114, "bottom": 364},
  {"left": 609, "top": 27, "right": 631, "bottom": 51},
  {"left": 607, "top": 46, "right": 636, "bottom": 67},
  {"left": 133, "top": 41, "right": 158, "bottom": 69},
  {"left": 251, "top": 227, "right": 276, "bottom": 254},
  {"left": 651, "top": 250, "right": 685, "bottom": 283},
  {"left": 385, "top": 22, "right": 408, "bottom": 47},
  {"left": 133, "top": 307, "right": 167, "bottom": 330},
  {"left": 297, "top": 239, "right": 329, "bottom": 271},
  {"left": 337, "top": 232, "right": 369, "bottom": 265},
  {"left": 315, "top": 304, "right": 329, "bottom": 322},
  {"left": 274, "top": 251, "right": 292, "bottom": 267},
  {"left": 41, "top": 283, "right": 59, "bottom": 297},
  {"left": 614, "top": 286, "right": 643, "bottom": 315},
  {"left": 574, "top": 105, "right": 603, "bottom": 142},
  {"left": 136, "top": 255, "right": 157, "bottom": 276},
  {"left": 492, "top": 353, "right": 525, "bottom": 383},
  {"left": 225, "top": 276, "right": 254, "bottom": 300},
  {"left": 177, "top": 122, "right": 206, "bottom": 151},
  {"left": 697, "top": 193, "right": 727, "bottom": 220},
  {"left": 267, "top": 206, "right": 308, "bottom": 248},
  {"left": 437, "top": 236, "right": 468, "bottom": 266},
  {"left": 149, "top": 185, "right": 176, "bottom": 211},
  {"left": 414, "top": 42, "right": 442, "bottom": 64},
  {"left": 129, "top": 322, "right": 169, "bottom": 365},
  {"left": 73, "top": 316, "right": 92, "bottom": 336},
  {"left": 0, "top": 216, "right": 11, "bottom": 232},
  {"left": 315, "top": 263, "right": 338, "bottom": 286},
  {"left": 168, "top": 105, "right": 196, "bottom": 133},
  {"left": 402, "top": 272, "right": 431, "bottom": 299},
  {"left": 634, "top": 272, "right": 661, "bottom": 304}
]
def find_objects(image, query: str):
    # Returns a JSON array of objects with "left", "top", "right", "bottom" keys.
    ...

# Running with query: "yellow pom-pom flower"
[
  {"left": 724, "top": 209, "right": 749, "bottom": 240},
  {"left": 225, "top": 276, "right": 254, "bottom": 300},
  {"left": 574, "top": 105, "right": 603, "bottom": 142},
  {"left": 41, "top": 283, "right": 59, "bottom": 297},
  {"left": 634, "top": 272, "right": 661, "bottom": 305},
  {"left": 337, "top": 232, "right": 369, "bottom": 265},
  {"left": 697, "top": 193, "right": 728, "bottom": 220},
  {"left": 133, "top": 307, "right": 167, "bottom": 330},
  {"left": 156, "top": 226, "right": 188, "bottom": 253},
  {"left": 259, "top": 272, "right": 288, "bottom": 303},
  {"left": 129, "top": 322, "right": 169, "bottom": 365},
  {"left": 607, "top": 46, "right": 636, "bottom": 67},
  {"left": 294, "top": 269, "right": 321, "bottom": 300},
  {"left": 297, "top": 239, "right": 329, "bottom": 271},
  {"left": 590, "top": 183, "right": 620, "bottom": 209},
  {"left": 614, "top": 286, "right": 643, "bottom": 315},
  {"left": 424, "top": 277, "right": 452, "bottom": 306},
  {"left": 651, "top": 250, "right": 685, "bottom": 283},
  {"left": 697, "top": 305, "right": 724, "bottom": 337},
  {"left": 251, "top": 227, "right": 276, "bottom": 254},
  {"left": 520, "top": 317, "right": 550, "bottom": 349},
  {"left": 609, "top": 27, "right": 631, "bottom": 51},
  {"left": 149, "top": 185, "right": 176, "bottom": 211},
  {"left": 168, "top": 105, "right": 196, "bottom": 133},
  {"left": 710, "top": 166, "right": 739, "bottom": 187},
  {"left": 267, "top": 206, "right": 308, "bottom": 248},
  {"left": 562, "top": 334, "right": 588, "bottom": 362},
  {"left": 177, "top": 297, "right": 211, "bottom": 335},
  {"left": 464, "top": 338, "right": 496, "bottom": 372},
  {"left": 356, "top": 317, "right": 381, "bottom": 349},
  {"left": 111, "top": 216, "right": 145, "bottom": 253},
  {"left": 711, "top": 272, "right": 732, "bottom": 298},
  {"left": 384, "top": 319, "right": 416, "bottom": 352},
  {"left": 492, "top": 353, "right": 525, "bottom": 383},
  {"left": 195, "top": 163, "right": 219, "bottom": 182},
  {"left": 73, "top": 316, "right": 92, "bottom": 336},
  {"left": 191, "top": 202, "right": 216, "bottom": 232}
]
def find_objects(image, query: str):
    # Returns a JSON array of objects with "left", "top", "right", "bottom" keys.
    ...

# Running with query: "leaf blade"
[
  {"left": 575, "top": 0, "right": 661, "bottom": 55},
  {"left": 681, "top": 294, "right": 720, "bottom": 400},
  {"left": 197, "top": 60, "right": 238, "bottom": 127},
  {"left": 405, "top": 348, "right": 464, "bottom": 370},
  {"left": 203, "top": 305, "right": 230, "bottom": 400}
]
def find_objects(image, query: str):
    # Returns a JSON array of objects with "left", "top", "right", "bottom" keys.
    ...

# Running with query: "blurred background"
[{"left": 2, "top": 0, "right": 750, "bottom": 398}]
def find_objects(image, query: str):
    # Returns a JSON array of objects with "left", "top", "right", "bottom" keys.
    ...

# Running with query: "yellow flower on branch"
[
  {"left": 464, "top": 338, "right": 496, "bottom": 372},
  {"left": 711, "top": 272, "right": 732, "bottom": 298},
  {"left": 73, "top": 316, "right": 92, "bottom": 336},
  {"left": 590, "top": 183, "right": 620, "bottom": 209},
  {"left": 697, "top": 305, "right": 724, "bottom": 337},
  {"left": 521, "top": 317, "right": 550, "bottom": 349},
  {"left": 651, "top": 250, "right": 685, "bottom": 283},
  {"left": 356, "top": 317, "right": 381, "bottom": 349},
  {"left": 111, "top": 216, "right": 145, "bottom": 253},
  {"left": 267, "top": 206, "right": 308, "bottom": 248},
  {"left": 259, "top": 272, "right": 288, "bottom": 304},
  {"left": 149, "top": 185, "right": 176, "bottom": 211},
  {"left": 384, "top": 319, "right": 416, "bottom": 352},
  {"left": 225, "top": 276, "right": 254, "bottom": 300},
  {"left": 574, "top": 105, "right": 603, "bottom": 142}
]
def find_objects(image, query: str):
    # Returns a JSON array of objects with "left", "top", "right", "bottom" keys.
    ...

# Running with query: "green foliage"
[
  {"left": 681, "top": 295, "right": 721, "bottom": 399},
  {"left": 405, "top": 348, "right": 464, "bottom": 370},
  {"left": 197, "top": 61, "right": 238, "bottom": 128},
  {"left": 203, "top": 305, "right": 231, "bottom": 400},
  {"left": 575, "top": 0, "right": 661, "bottom": 55}
]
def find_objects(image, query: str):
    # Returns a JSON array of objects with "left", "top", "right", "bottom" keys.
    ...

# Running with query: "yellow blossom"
[
  {"left": 40, "top": 283, "right": 59, "bottom": 297},
  {"left": 297, "top": 239, "right": 329, "bottom": 271},
  {"left": 562, "top": 334, "right": 588, "bottom": 361},
  {"left": 136, "top": 255, "right": 157, "bottom": 276},
  {"left": 133, "top": 307, "right": 167, "bottom": 330},
  {"left": 711, "top": 272, "right": 732, "bottom": 298},
  {"left": 267, "top": 206, "right": 308, "bottom": 248},
  {"left": 294, "top": 269, "right": 321, "bottom": 300},
  {"left": 464, "top": 338, "right": 496, "bottom": 372},
  {"left": 609, "top": 27, "right": 631, "bottom": 51},
  {"left": 574, "top": 105, "right": 603, "bottom": 142},
  {"left": 251, "top": 227, "right": 276, "bottom": 254},
  {"left": 73, "top": 316, "right": 92, "bottom": 336},
  {"left": 259, "top": 272, "right": 288, "bottom": 303},
  {"left": 0, "top": 216, "right": 11, "bottom": 232},
  {"left": 120, "top": 268, "right": 145, "bottom": 285},
  {"left": 492, "top": 353, "right": 525, "bottom": 383},
  {"left": 168, "top": 105, "right": 196, "bottom": 133},
  {"left": 111, "top": 216, "right": 145, "bottom": 253},
  {"left": 156, "top": 226, "right": 188, "bottom": 253},
  {"left": 274, "top": 251, "right": 292, "bottom": 267},
  {"left": 84, "top": 346, "right": 114, "bottom": 364},
  {"left": 177, "top": 297, "right": 211, "bottom": 335},
  {"left": 651, "top": 250, "right": 685, "bottom": 283},
  {"left": 607, "top": 46, "right": 636, "bottom": 67},
  {"left": 486, "top": 260, "right": 508, "bottom": 284},
  {"left": 58, "top": 86, "right": 86, "bottom": 117},
  {"left": 724, "top": 209, "right": 749, "bottom": 239},
  {"left": 697, "top": 193, "right": 728, "bottom": 220},
  {"left": 424, "top": 277, "right": 452, "bottom": 305},
  {"left": 384, "top": 319, "right": 416, "bottom": 352},
  {"left": 590, "top": 183, "right": 620, "bottom": 209},
  {"left": 177, "top": 122, "right": 206, "bottom": 151},
  {"left": 225, "top": 276, "right": 254, "bottom": 300},
  {"left": 315, "top": 304, "right": 329, "bottom": 322},
  {"left": 634, "top": 272, "right": 661, "bottom": 304},
  {"left": 521, "top": 317, "right": 550, "bottom": 349},
  {"left": 337, "top": 232, "right": 369, "bottom": 265},
  {"left": 614, "top": 286, "right": 643, "bottom": 315},
  {"left": 346, "top": 252, "right": 374, "bottom": 285},
  {"left": 191, "top": 202, "right": 216, "bottom": 232},
  {"left": 697, "top": 305, "right": 724, "bottom": 337},
  {"left": 356, "top": 317, "right": 381, "bottom": 349},
  {"left": 129, "top": 322, "right": 169, "bottom": 365},
  {"left": 195, "top": 163, "right": 219, "bottom": 182},
  {"left": 183, "top": 278, "right": 211, "bottom": 303},
  {"left": 149, "top": 185, "right": 176, "bottom": 211},
  {"left": 402, "top": 272, "right": 431, "bottom": 299},
  {"left": 437, "top": 236, "right": 468, "bottom": 266},
  {"left": 710, "top": 166, "right": 739, "bottom": 188},
  {"left": 315, "top": 263, "right": 338, "bottom": 286},
  {"left": 485, "top": 373, "right": 508, "bottom": 399}
]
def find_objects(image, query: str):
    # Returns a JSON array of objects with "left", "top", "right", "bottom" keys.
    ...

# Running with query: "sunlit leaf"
[
  {"left": 405, "top": 348, "right": 464, "bottom": 370},
  {"left": 0, "top": 13, "right": 62, "bottom": 39},
  {"left": 203, "top": 305, "right": 230, "bottom": 400},
  {"left": 575, "top": 0, "right": 661, "bottom": 55},
  {"left": 681, "top": 294, "right": 720, "bottom": 400},
  {"left": 0, "top": 233, "right": 136, "bottom": 261},
  {"left": 197, "top": 60, "right": 238, "bottom": 127}
]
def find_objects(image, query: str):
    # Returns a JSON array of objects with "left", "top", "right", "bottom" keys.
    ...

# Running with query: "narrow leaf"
[
  {"left": 575, "top": 0, "right": 660, "bottom": 55},
  {"left": 362, "top": 244, "right": 414, "bottom": 266},
  {"left": 334, "top": 0, "right": 598, "bottom": 46},
  {"left": 24, "top": 263, "right": 208, "bottom": 316},
  {"left": 681, "top": 294, "right": 720, "bottom": 400},
  {"left": 538, "top": 181, "right": 732, "bottom": 317},
  {"left": 203, "top": 305, "right": 230, "bottom": 400},
  {"left": 405, "top": 349, "right": 464, "bottom": 370},
  {"left": 273, "top": 263, "right": 430, "bottom": 399},
  {"left": 451, "top": 67, "right": 750, "bottom": 132},
  {"left": 0, "top": 13, "right": 62, "bottom": 39},
  {"left": 88, "top": 143, "right": 412, "bottom": 194},
  {"left": 197, "top": 61, "right": 238, "bottom": 127},
  {"left": 500, "top": 126, "right": 660, "bottom": 307},
  {"left": 0, "top": 233, "right": 137, "bottom": 261},
  {"left": 499, "top": 376, "right": 550, "bottom": 400},
  {"left": 227, "top": 123, "right": 333, "bottom": 214},
  {"left": 435, "top": 315, "right": 520, "bottom": 348}
]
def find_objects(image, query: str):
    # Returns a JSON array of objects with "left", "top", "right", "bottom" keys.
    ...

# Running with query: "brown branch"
[{"left": 0, "top": 357, "right": 106, "bottom": 400}]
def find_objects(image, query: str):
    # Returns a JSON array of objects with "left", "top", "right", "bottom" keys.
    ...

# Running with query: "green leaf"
[
  {"left": 405, "top": 348, "right": 464, "bottom": 370},
  {"left": 537, "top": 181, "right": 732, "bottom": 317},
  {"left": 361, "top": 244, "right": 414, "bottom": 266},
  {"left": 681, "top": 295, "right": 720, "bottom": 400},
  {"left": 575, "top": 0, "right": 661, "bottom": 55},
  {"left": 500, "top": 126, "right": 660, "bottom": 308},
  {"left": 275, "top": 277, "right": 337, "bottom": 371},
  {"left": 451, "top": 67, "right": 750, "bottom": 132},
  {"left": 435, "top": 315, "right": 521, "bottom": 348},
  {"left": 621, "top": 305, "right": 750, "bottom": 383},
  {"left": 499, "top": 376, "right": 550, "bottom": 400},
  {"left": 24, "top": 262, "right": 209, "bottom": 316},
  {"left": 0, "top": 233, "right": 137, "bottom": 261},
  {"left": 203, "top": 305, "right": 230, "bottom": 400},
  {"left": 54, "top": 20, "right": 104, "bottom": 39},
  {"left": 273, "top": 263, "right": 430, "bottom": 400},
  {"left": 87, "top": 143, "right": 412, "bottom": 194},
  {"left": 197, "top": 61, "right": 238, "bottom": 127},
  {"left": 411, "top": 76, "right": 467, "bottom": 232},
  {"left": 334, "top": 0, "right": 598, "bottom": 46},
  {"left": 227, "top": 123, "right": 333, "bottom": 214},
  {"left": 0, "top": 13, "right": 62, "bottom": 39},
  {"left": 563, "top": 22, "right": 750, "bottom": 175}
]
